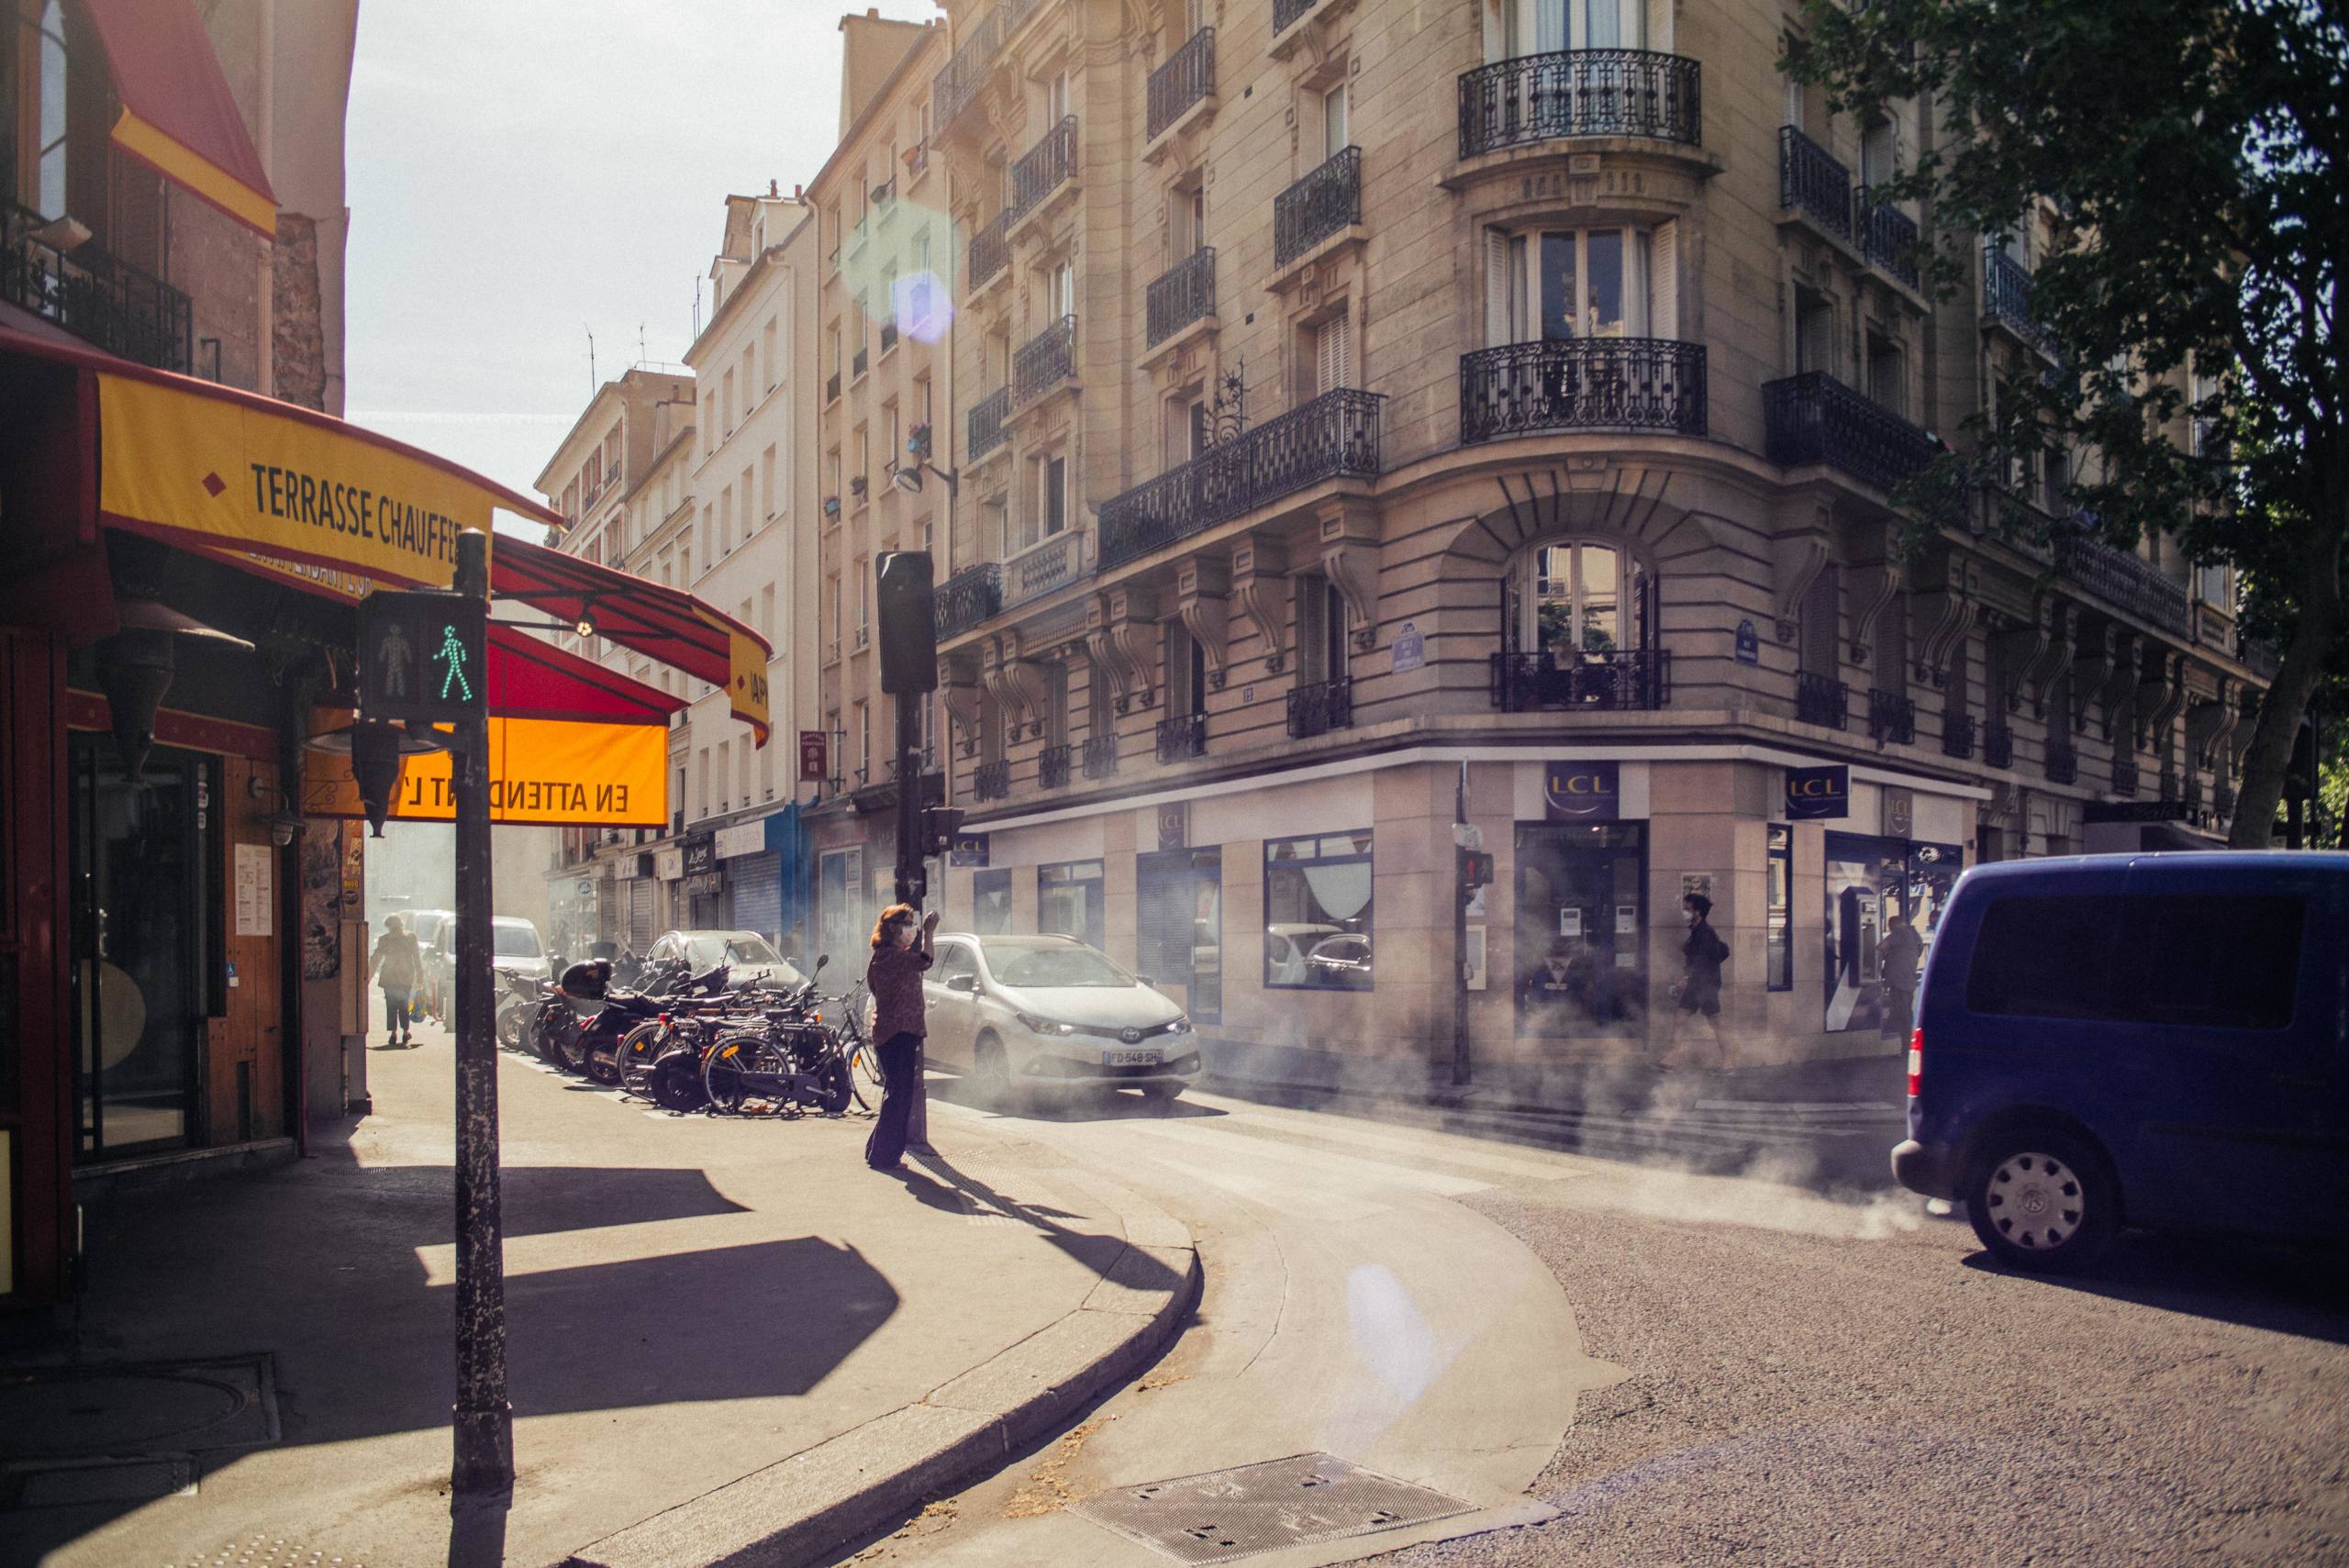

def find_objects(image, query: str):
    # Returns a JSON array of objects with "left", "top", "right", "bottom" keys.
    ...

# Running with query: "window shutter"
[
  {"left": 1650, "top": 219, "right": 1678, "bottom": 339},
  {"left": 1485, "top": 230, "right": 1513, "bottom": 346},
  {"left": 1316, "top": 311, "right": 1353, "bottom": 394}
]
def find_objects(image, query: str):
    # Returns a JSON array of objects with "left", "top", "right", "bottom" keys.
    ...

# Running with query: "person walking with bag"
[
  {"left": 369, "top": 915, "right": 423, "bottom": 1049},
  {"left": 1661, "top": 892, "right": 1731, "bottom": 1069},
  {"left": 864, "top": 903, "right": 938, "bottom": 1171}
]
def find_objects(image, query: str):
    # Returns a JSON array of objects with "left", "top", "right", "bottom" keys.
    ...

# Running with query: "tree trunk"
[{"left": 2228, "top": 500, "right": 2346, "bottom": 848}]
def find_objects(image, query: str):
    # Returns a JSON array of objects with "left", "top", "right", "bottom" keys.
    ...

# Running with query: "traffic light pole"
[
  {"left": 449, "top": 529, "right": 512, "bottom": 1494},
  {"left": 893, "top": 690, "right": 930, "bottom": 1150}
]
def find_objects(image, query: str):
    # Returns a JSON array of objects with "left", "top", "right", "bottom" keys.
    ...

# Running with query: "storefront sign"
[
  {"left": 1881, "top": 786, "right": 1915, "bottom": 840},
  {"left": 300, "top": 717, "right": 667, "bottom": 826},
  {"left": 798, "top": 729, "right": 829, "bottom": 782},
  {"left": 1158, "top": 801, "right": 1188, "bottom": 851},
  {"left": 683, "top": 837, "right": 717, "bottom": 876},
  {"left": 1543, "top": 761, "right": 1620, "bottom": 820},
  {"left": 234, "top": 842, "right": 273, "bottom": 937},
  {"left": 715, "top": 821, "right": 767, "bottom": 860},
  {"left": 1786, "top": 764, "right": 1851, "bottom": 819},
  {"left": 950, "top": 832, "right": 990, "bottom": 868}
]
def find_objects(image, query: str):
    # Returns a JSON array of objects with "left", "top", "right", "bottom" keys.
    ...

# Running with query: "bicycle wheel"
[
  {"left": 616, "top": 1019, "right": 667, "bottom": 1090},
  {"left": 701, "top": 1032, "right": 765, "bottom": 1114}
]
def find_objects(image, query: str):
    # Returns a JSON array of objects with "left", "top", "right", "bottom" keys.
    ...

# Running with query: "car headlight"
[
  {"left": 1168, "top": 1016, "right": 1192, "bottom": 1035},
  {"left": 1014, "top": 1011, "right": 1079, "bottom": 1037}
]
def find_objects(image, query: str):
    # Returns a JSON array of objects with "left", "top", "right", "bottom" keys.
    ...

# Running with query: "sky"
[{"left": 342, "top": 0, "right": 938, "bottom": 506}]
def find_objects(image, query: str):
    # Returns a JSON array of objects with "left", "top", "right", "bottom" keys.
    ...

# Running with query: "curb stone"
[{"left": 562, "top": 1168, "right": 1201, "bottom": 1568}]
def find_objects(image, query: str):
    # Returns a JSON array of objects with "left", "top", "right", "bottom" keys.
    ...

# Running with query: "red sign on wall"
[{"left": 798, "top": 729, "right": 829, "bottom": 783}]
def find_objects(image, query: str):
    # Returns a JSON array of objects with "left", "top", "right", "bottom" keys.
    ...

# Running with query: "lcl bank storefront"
[{"left": 0, "top": 325, "right": 768, "bottom": 1312}]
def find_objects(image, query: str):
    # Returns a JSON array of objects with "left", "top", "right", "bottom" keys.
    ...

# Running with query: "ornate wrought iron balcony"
[
  {"left": 932, "top": 11, "right": 1001, "bottom": 131},
  {"left": 1039, "top": 743, "right": 1072, "bottom": 790},
  {"left": 969, "top": 212, "right": 1010, "bottom": 292},
  {"left": 852, "top": 345, "right": 869, "bottom": 380},
  {"left": 1005, "top": 528, "right": 1086, "bottom": 606},
  {"left": 934, "top": 563, "right": 1003, "bottom": 638},
  {"left": 1983, "top": 244, "right": 2047, "bottom": 350},
  {"left": 1856, "top": 189, "right": 1920, "bottom": 289},
  {"left": 1985, "top": 720, "right": 2014, "bottom": 770},
  {"left": 2111, "top": 755, "right": 2139, "bottom": 796},
  {"left": 1869, "top": 688, "right": 1918, "bottom": 746},
  {"left": 1008, "top": 117, "right": 1077, "bottom": 226},
  {"left": 1457, "top": 49, "right": 1701, "bottom": 158},
  {"left": 1942, "top": 711, "right": 1976, "bottom": 760},
  {"left": 1013, "top": 316, "right": 1076, "bottom": 404},
  {"left": 1147, "top": 247, "right": 1217, "bottom": 347},
  {"left": 1155, "top": 711, "right": 1207, "bottom": 762},
  {"left": 1798, "top": 671, "right": 1850, "bottom": 729},
  {"left": 1083, "top": 733, "right": 1120, "bottom": 779},
  {"left": 1764, "top": 372, "right": 1943, "bottom": 494},
  {"left": 2, "top": 201, "right": 191, "bottom": 373},
  {"left": 2054, "top": 531, "right": 2190, "bottom": 637},
  {"left": 1779, "top": 126, "right": 1853, "bottom": 243},
  {"left": 1098, "top": 388, "right": 1384, "bottom": 570},
  {"left": 1274, "top": 146, "right": 1361, "bottom": 268},
  {"left": 968, "top": 385, "right": 1011, "bottom": 461},
  {"left": 974, "top": 758, "right": 1011, "bottom": 801},
  {"left": 2045, "top": 741, "right": 2077, "bottom": 784},
  {"left": 1286, "top": 677, "right": 1354, "bottom": 738},
  {"left": 1149, "top": 27, "right": 1217, "bottom": 140},
  {"left": 1491, "top": 651, "right": 1671, "bottom": 712},
  {"left": 1461, "top": 338, "right": 1707, "bottom": 443},
  {"left": 1273, "top": 0, "right": 1318, "bottom": 30}
]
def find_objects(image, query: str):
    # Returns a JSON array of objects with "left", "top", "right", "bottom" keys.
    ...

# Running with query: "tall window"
[
  {"left": 1866, "top": 333, "right": 1905, "bottom": 417},
  {"left": 1042, "top": 454, "right": 1068, "bottom": 537},
  {"left": 1165, "top": 620, "right": 1208, "bottom": 717},
  {"left": 1297, "top": 576, "right": 1351, "bottom": 684},
  {"left": 1766, "top": 825, "right": 1794, "bottom": 991},
  {"left": 1795, "top": 286, "right": 1836, "bottom": 375},
  {"left": 763, "top": 319, "right": 777, "bottom": 389},
  {"left": 1044, "top": 70, "right": 1070, "bottom": 124},
  {"left": 1174, "top": 184, "right": 1207, "bottom": 256},
  {"left": 1050, "top": 258, "right": 1076, "bottom": 319},
  {"left": 1264, "top": 831, "right": 1375, "bottom": 991},
  {"left": 1485, "top": 227, "right": 1670, "bottom": 343},
  {"left": 1320, "top": 80, "right": 1351, "bottom": 159},
  {"left": 1860, "top": 117, "right": 1898, "bottom": 188},
  {"left": 1487, "top": 0, "right": 1645, "bottom": 52},
  {"left": 1508, "top": 541, "right": 1652, "bottom": 656},
  {"left": 718, "top": 740, "right": 732, "bottom": 811},
  {"left": 1312, "top": 310, "right": 1354, "bottom": 395},
  {"left": 36, "top": 0, "right": 69, "bottom": 217}
]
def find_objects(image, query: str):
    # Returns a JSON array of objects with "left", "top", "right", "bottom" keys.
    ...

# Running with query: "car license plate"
[{"left": 1104, "top": 1049, "right": 1159, "bottom": 1067}]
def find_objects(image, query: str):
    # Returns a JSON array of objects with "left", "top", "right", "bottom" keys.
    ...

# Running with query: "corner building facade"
[{"left": 922, "top": 0, "right": 2271, "bottom": 1079}]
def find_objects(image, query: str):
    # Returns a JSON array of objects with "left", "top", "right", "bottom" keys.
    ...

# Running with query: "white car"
[
  {"left": 434, "top": 916, "right": 552, "bottom": 984},
  {"left": 923, "top": 933, "right": 1199, "bottom": 1103},
  {"left": 642, "top": 929, "right": 807, "bottom": 992}
]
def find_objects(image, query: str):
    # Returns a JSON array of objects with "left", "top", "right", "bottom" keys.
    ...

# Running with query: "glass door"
[
  {"left": 1513, "top": 822, "right": 1646, "bottom": 1039},
  {"left": 1138, "top": 849, "right": 1221, "bottom": 1023}
]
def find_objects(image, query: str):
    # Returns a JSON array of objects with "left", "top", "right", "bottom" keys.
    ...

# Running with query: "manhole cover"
[
  {"left": 0, "top": 1357, "right": 278, "bottom": 1456},
  {"left": 1073, "top": 1451, "right": 1471, "bottom": 1564},
  {"left": 2, "top": 1454, "right": 195, "bottom": 1509}
]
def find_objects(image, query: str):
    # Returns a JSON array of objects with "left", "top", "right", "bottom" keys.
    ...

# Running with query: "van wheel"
[{"left": 1965, "top": 1129, "right": 2118, "bottom": 1272}]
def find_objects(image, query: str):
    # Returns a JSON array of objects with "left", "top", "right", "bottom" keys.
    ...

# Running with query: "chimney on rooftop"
[{"left": 769, "top": 178, "right": 779, "bottom": 197}]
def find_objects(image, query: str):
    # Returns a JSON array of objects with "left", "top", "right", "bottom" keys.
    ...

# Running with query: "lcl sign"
[
  {"left": 1543, "top": 762, "right": 1620, "bottom": 821},
  {"left": 1785, "top": 764, "right": 1851, "bottom": 820}
]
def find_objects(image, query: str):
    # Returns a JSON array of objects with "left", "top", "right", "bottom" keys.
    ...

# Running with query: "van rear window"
[
  {"left": 1965, "top": 896, "right": 2115, "bottom": 1018},
  {"left": 1965, "top": 892, "right": 2305, "bottom": 1029}
]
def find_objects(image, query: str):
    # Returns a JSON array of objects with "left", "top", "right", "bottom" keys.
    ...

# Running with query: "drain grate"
[
  {"left": 0, "top": 1356, "right": 279, "bottom": 1458},
  {"left": 1, "top": 1454, "right": 196, "bottom": 1508},
  {"left": 1073, "top": 1451, "right": 1471, "bottom": 1564}
]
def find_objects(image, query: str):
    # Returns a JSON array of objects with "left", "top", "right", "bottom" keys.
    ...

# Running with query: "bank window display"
[
  {"left": 1138, "top": 848, "right": 1222, "bottom": 1023},
  {"left": 1038, "top": 861, "right": 1106, "bottom": 950},
  {"left": 972, "top": 868, "right": 1013, "bottom": 935},
  {"left": 1823, "top": 834, "right": 1961, "bottom": 1034},
  {"left": 1264, "top": 831, "right": 1374, "bottom": 991},
  {"left": 1766, "top": 825, "right": 1794, "bottom": 992},
  {"left": 1514, "top": 822, "right": 1645, "bottom": 1036}
]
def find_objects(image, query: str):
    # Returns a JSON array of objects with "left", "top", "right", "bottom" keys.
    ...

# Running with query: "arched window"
[
  {"left": 38, "top": 0, "right": 71, "bottom": 219},
  {"left": 1497, "top": 540, "right": 1662, "bottom": 709}
]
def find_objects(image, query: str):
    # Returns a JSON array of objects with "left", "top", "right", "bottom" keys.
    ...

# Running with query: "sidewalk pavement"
[{"left": 4, "top": 1018, "right": 1197, "bottom": 1568}]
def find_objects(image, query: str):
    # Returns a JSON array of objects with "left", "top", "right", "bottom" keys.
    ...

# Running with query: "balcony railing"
[
  {"left": 1856, "top": 189, "right": 1920, "bottom": 289},
  {"left": 1764, "top": 372, "right": 1943, "bottom": 494},
  {"left": 1146, "top": 247, "right": 1217, "bottom": 347},
  {"left": 1084, "top": 733, "right": 1120, "bottom": 779},
  {"left": 1149, "top": 28, "right": 1217, "bottom": 140},
  {"left": 1461, "top": 338, "right": 1707, "bottom": 443},
  {"left": 1286, "top": 677, "right": 1354, "bottom": 738},
  {"left": 1156, "top": 711, "right": 1207, "bottom": 762},
  {"left": 934, "top": 562, "right": 1003, "bottom": 638},
  {"left": 1456, "top": 49, "right": 1701, "bottom": 158},
  {"left": 879, "top": 320, "right": 898, "bottom": 354},
  {"left": 969, "top": 212, "right": 1010, "bottom": 291},
  {"left": 933, "top": 11, "right": 1001, "bottom": 130},
  {"left": 1984, "top": 720, "right": 2014, "bottom": 770},
  {"left": 1006, "top": 527, "right": 1087, "bottom": 606},
  {"left": 1008, "top": 116, "right": 1078, "bottom": 226},
  {"left": 1798, "top": 672, "right": 1850, "bottom": 729},
  {"left": 1491, "top": 650, "right": 1671, "bottom": 712},
  {"left": 2054, "top": 530, "right": 2190, "bottom": 637},
  {"left": 826, "top": 371, "right": 841, "bottom": 404},
  {"left": 1274, "top": 145, "right": 1361, "bottom": 268},
  {"left": 872, "top": 179, "right": 896, "bottom": 209},
  {"left": 1013, "top": 316, "right": 1077, "bottom": 404},
  {"left": 2112, "top": 755, "right": 2139, "bottom": 796},
  {"left": 969, "top": 385, "right": 1012, "bottom": 461},
  {"left": 1779, "top": 126, "right": 1853, "bottom": 243},
  {"left": 974, "top": 758, "right": 1012, "bottom": 801},
  {"left": 1942, "top": 711, "right": 1976, "bottom": 760},
  {"left": 1869, "top": 688, "right": 1918, "bottom": 746},
  {"left": 1098, "top": 388, "right": 1385, "bottom": 570},
  {"left": 1273, "top": 0, "right": 1319, "bottom": 30},
  {"left": 852, "top": 345, "right": 869, "bottom": 380},
  {"left": 1983, "top": 245, "right": 2046, "bottom": 349},
  {"left": 2045, "top": 741, "right": 2078, "bottom": 785},
  {"left": 4, "top": 201, "right": 192, "bottom": 373},
  {"left": 1039, "top": 743, "right": 1073, "bottom": 790}
]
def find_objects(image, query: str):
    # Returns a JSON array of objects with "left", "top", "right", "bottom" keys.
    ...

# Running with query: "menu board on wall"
[{"left": 235, "top": 842, "right": 274, "bottom": 938}]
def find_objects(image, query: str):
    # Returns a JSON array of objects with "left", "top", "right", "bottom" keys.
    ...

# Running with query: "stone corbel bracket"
[
  {"left": 979, "top": 637, "right": 1023, "bottom": 738},
  {"left": 2068, "top": 617, "right": 2115, "bottom": 735},
  {"left": 2019, "top": 598, "right": 2072, "bottom": 718},
  {"left": 1911, "top": 551, "right": 1978, "bottom": 688},
  {"left": 1083, "top": 595, "right": 1136, "bottom": 716},
  {"left": 1001, "top": 628, "right": 1052, "bottom": 740},
  {"left": 1317, "top": 501, "right": 1380, "bottom": 651},
  {"left": 1230, "top": 536, "right": 1291, "bottom": 674},
  {"left": 940, "top": 654, "right": 983, "bottom": 757},
  {"left": 1109, "top": 584, "right": 1162, "bottom": 710},
  {"left": 1770, "top": 508, "right": 1831, "bottom": 644},
  {"left": 2226, "top": 686, "right": 2263, "bottom": 778},
  {"left": 1176, "top": 555, "right": 1233, "bottom": 690},
  {"left": 1846, "top": 559, "right": 1902, "bottom": 669},
  {"left": 2136, "top": 649, "right": 2187, "bottom": 755},
  {"left": 2187, "top": 674, "right": 2237, "bottom": 771},
  {"left": 2093, "top": 628, "right": 2140, "bottom": 740}
]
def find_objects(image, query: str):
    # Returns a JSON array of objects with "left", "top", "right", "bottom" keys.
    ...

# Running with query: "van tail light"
[{"left": 1907, "top": 1028, "right": 1924, "bottom": 1098}]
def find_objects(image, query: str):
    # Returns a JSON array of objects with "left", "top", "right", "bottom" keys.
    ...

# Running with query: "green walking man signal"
[{"left": 360, "top": 589, "right": 488, "bottom": 726}]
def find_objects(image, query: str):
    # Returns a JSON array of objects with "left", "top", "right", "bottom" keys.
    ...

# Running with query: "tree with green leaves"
[{"left": 1788, "top": 0, "right": 2344, "bottom": 847}]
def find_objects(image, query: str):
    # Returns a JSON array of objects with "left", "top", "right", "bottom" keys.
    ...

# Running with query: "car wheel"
[
  {"left": 1141, "top": 1079, "right": 1185, "bottom": 1104},
  {"left": 971, "top": 1033, "right": 1018, "bottom": 1110},
  {"left": 1965, "top": 1129, "right": 2118, "bottom": 1272}
]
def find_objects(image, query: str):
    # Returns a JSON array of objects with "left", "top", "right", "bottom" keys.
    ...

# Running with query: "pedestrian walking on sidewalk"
[
  {"left": 370, "top": 916, "right": 422, "bottom": 1048},
  {"left": 1879, "top": 911, "right": 1924, "bottom": 1044},
  {"left": 1661, "top": 892, "right": 1730, "bottom": 1069},
  {"left": 864, "top": 903, "right": 938, "bottom": 1171}
]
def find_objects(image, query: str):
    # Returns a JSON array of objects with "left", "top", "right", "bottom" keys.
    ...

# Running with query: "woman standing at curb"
[
  {"left": 864, "top": 903, "right": 938, "bottom": 1171},
  {"left": 370, "top": 915, "right": 422, "bottom": 1049}
]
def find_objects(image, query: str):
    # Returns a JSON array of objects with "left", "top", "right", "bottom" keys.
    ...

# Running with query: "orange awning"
[{"left": 83, "top": 0, "right": 279, "bottom": 239}]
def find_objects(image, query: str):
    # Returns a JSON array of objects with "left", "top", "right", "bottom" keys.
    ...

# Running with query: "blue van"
[{"left": 1892, "top": 851, "right": 2349, "bottom": 1271}]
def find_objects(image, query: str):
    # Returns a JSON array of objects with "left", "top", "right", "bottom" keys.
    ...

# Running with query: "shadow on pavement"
[
  {"left": 927, "top": 1077, "right": 1228, "bottom": 1126},
  {"left": 903, "top": 1146, "right": 1188, "bottom": 1299},
  {"left": 1960, "top": 1233, "right": 2349, "bottom": 1345}
]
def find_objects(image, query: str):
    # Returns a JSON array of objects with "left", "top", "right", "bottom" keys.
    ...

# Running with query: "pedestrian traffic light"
[
  {"left": 922, "top": 806, "right": 966, "bottom": 859},
  {"left": 359, "top": 589, "right": 486, "bottom": 726},
  {"left": 874, "top": 550, "right": 938, "bottom": 695},
  {"left": 1458, "top": 848, "right": 1495, "bottom": 902}
]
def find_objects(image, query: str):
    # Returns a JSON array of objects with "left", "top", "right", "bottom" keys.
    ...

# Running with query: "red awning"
[
  {"left": 491, "top": 532, "right": 772, "bottom": 745},
  {"left": 83, "top": 0, "right": 279, "bottom": 238},
  {"left": 486, "top": 622, "right": 683, "bottom": 726}
]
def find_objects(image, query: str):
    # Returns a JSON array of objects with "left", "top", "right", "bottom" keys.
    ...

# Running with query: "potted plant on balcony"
[
  {"left": 848, "top": 473, "right": 869, "bottom": 500},
  {"left": 907, "top": 422, "right": 932, "bottom": 461}
]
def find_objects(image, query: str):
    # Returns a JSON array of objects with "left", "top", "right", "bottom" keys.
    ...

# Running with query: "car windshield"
[
  {"left": 684, "top": 934, "right": 801, "bottom": 982},
  {"left": 492, "top": 924, "right": 541, "bottom": 958},
  {"left": 983, "top": 941, "right": 1134, "bottom": 989}
]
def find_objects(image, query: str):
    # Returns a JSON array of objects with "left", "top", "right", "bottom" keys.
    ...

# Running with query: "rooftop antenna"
[
  {"left": 585, "top": 327, "right": 596, "bottom": 392},
  {"left": 693, "top": 274, "right": 702, "bottom": 339},
  {"left": 639, "top": 322, "right": 648, "bottom": 369}
]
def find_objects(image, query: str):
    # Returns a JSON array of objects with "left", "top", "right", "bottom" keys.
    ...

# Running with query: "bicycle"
[{"left": 828, "top": 983, "right": 883, "bottom": 1112}]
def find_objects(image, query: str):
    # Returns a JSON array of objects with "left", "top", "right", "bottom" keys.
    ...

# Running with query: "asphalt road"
[{"left": 831, "top": 1080, "right": 2349, "bottom": 1568}]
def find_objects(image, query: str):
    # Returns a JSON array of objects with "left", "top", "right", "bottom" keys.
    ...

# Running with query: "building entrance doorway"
[
  {"left": 1137, "top": 848, "right": 1221, "bottom": 1023},
  {"left": 1513, "top": 821, "right": 1646, "bottom": 1039}
]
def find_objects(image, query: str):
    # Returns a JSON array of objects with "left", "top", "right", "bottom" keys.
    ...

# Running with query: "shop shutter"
[
  {"left": 1135, "top": 857, "right": 1194, "bottom": 990},
  {"left": 1649, "top": 219, "right": 1679, "bottom": 340},
  {"left": 629, "top": 877, "right": 655, "bottom": 951},
  {"left": 729, "top": 851, "right": 784, "bottom": 944}
]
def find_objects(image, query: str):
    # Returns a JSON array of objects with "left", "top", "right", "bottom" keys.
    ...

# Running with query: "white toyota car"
[{"left": 922, "top": 933, "right": 1200, "bottom": 1104}]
